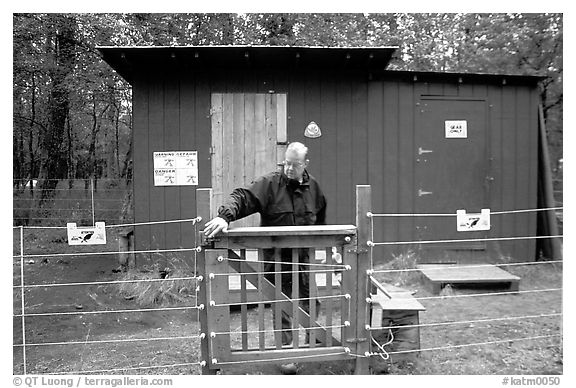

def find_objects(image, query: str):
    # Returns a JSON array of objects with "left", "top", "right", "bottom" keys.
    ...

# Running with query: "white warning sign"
[
  {"left": 67, "top": 222, "right": 107, "bottom": 245},
  {"left": 457, "top": 209, "right": 490, "bottom": 232},
  {"left": 153, "top": 151, "right": 198, "bottom": 186},
  {"left": 445, "top": 120, "right": 468, "bottom": 138}
]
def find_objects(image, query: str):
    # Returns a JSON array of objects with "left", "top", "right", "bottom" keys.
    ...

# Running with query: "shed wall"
[{"left": 132, "top": 68, "right": 539, "bottom": 264}]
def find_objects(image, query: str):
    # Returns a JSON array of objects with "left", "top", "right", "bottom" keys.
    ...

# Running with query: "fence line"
[
  {"left": 367, "top": 206, "right": 563, "bottom": 218},
  {"left": 13, "top": 187, "right": 127, "bottom": 192},
  {"left": 18, "top": 226, "right": 27, "bottom": 375},
  {"left": 13, "top": 205, "right": 563, "bottom": 374},
  {"left": 13, "top": 216, "right": 202, "bottom": 230},
  {"left": 211, "top": 293, "right": 351, "bottom": 308},
  {"left": 225, "top": 257, "right": 348, "bottom": 269},
  {"left": 13, "top": 247, "right": 202, "bottom": 260},
  {"left": 211, "top": 268, "right": 348, "bottom": 278},
  {"left": 368, "top": 234, "right": 562, "bottom": 247},
  {"left": 14, "top": 208, "right": 125, "bottom": 213},
  {"left": 209, "top": 350, "right": 351, "bottom": 366},
  {"left": 14, "top": 197, "right": 124, "bottom": 202},
  {"left": 13, "top": 220, "right": 204, "bottom": 376},
  {"left": 14, "top": 334, "right": 204, "bottom": 348},
  {"left": 48, "top": 362, "right": 205, "bottom": 375},
  {"left": 13, "top": 276, "right": 201, "bottom": 290},
  {"left": 14, "top": 305, "right": 202, "bottom": 318},
  {"left": 372, "top": 312, "right": 562, "bottom": 331},
  {"left": 368, "top": 259, "right": 563, "bottom": 275},
  {"left": 371, "top": 334, "right": 562, "bottom": 357},
  {"left": 213, "top": 323, "right": 349, "bottom": 337},
  {"left": 413, "top": 288, "right": 561, "bottom": 301}
]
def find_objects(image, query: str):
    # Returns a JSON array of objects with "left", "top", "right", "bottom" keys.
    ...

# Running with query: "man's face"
[{"left": 283, "top": 151, "right": 308, "bottom": 181}]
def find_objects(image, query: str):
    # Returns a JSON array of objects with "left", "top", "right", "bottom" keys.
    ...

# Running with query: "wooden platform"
[{"left": 417, "top": 263, "right": 521, "bottom": 294}]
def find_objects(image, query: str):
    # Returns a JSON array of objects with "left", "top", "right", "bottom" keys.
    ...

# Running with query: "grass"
[{"left": 115, "top": 255, "right": 199, "bottom": 307}]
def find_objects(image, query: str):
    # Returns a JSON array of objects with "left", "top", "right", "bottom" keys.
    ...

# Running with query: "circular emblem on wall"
[{"left": 304, "top": 121, "right": 322, "bottom": 138}]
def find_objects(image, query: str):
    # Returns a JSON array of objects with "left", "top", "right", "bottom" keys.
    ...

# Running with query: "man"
[{"left": 204, "top": 141, "right": 327, "bottom": 374}]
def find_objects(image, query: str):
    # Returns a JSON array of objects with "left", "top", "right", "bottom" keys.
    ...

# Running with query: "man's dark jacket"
[{"left": 217, "top": 170, "right": 327, "bottom": 227}]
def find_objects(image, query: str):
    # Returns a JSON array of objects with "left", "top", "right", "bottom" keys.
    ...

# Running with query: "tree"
[{"left": 13, "top": 12, "right": 562, "bottom": 197}]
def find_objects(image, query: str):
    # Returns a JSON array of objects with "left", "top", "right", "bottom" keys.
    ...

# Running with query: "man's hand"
[{"left": 203, "top": 216, "right": 229, "bottom": 238}]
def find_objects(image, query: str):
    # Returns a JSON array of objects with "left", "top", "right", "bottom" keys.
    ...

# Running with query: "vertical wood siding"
[{"left": 132, "top": 70, "right": 540, "bottom": 263}]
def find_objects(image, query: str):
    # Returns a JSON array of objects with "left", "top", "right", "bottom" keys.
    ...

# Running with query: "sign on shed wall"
[
  {"left": 445, "top": 120, "right": 468, "bottom": 138},
  {"left": 153, "top": 151, "right": 198, "bottom": 186}
]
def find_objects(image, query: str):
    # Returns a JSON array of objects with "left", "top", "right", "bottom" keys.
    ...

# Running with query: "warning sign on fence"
[
  {"left": 456, "top": 209, "right": 491, "bottom": 231},
  {"left": 67, "top": 222, "right": 107, "bottom": 245},
  {"left": 153, "top": 151, "right": 198, "bottom": 186}
]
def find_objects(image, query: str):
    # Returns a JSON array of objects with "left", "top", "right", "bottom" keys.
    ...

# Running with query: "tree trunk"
[
  {"left": 38, "top": 15, "right": 76, "bottom": 202},
  {"left": 13, "top": 84, "right": 24, "bottom": 189},
  {"left": 67, "top": 111, "right": 74, "bottom": 189}
]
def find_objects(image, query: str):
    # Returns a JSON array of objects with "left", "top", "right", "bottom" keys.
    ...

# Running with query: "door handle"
[
  {"left": 418, "top": 189, "right": 433, "bottom": 196},
  {"left": 418, "top": 147, "right": 434, "bottom": 155}
]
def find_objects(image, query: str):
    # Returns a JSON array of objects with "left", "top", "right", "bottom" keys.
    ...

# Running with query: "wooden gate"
[{"left": 195, "top": 186, "right": 372, "bottom": 374}]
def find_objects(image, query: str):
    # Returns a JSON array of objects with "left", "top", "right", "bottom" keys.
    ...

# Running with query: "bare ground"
[{"left": 13, "top": 230, "right": 562, "bottom": 375}]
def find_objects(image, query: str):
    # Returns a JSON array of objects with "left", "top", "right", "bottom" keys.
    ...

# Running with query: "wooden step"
[{"left": 417, "top": 263, "right": 521, "bottom": 294}]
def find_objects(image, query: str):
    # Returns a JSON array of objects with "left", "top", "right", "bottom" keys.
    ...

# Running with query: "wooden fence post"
[
  {"left": 355, "top": 185, "right": 372, "bottom": 374},
  {"left": 196, "top": 188, "right": 217, "bottom": 374}
]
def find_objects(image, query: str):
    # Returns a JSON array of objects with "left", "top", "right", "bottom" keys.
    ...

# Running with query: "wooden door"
[
  {"left": 210, "top": 93, "right": 287, "bottom": 227},
  {"left": 415, "top": 96, "right": 489, "bottom": 262}
]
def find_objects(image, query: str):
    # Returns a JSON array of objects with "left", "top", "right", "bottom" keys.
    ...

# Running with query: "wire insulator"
[
  {"left": 209, "top": 273, "right": 215, "bottom": 280},
  {"left": 197, "top": 275, "right": 204, "bottom": 282},
  {"left": 366, "top": 212, "right": 373, "bottom": 218},
  {"left": 198, "top": 304, "right": 205, "bottom": 311},
  {"left": 199, "top": 360, "right": 206, "bottom": 367},
  {"left": 367, "top": 241, "right": 374, "bottom": 247},
  {"left": 209, "top": 301, "right": 215, "bottom": 307},
  {"left": 344, "top": 321, "right": 350, "bottom": 327},
  {"left": 211, "top": 358, "right": 218, "bottom": 365}
]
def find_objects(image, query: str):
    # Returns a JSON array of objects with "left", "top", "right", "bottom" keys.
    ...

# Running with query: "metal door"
[
  {"left": 415, "top": 96, "right": 489, "bottom": 262},
  {"left": 210, "top": 93, "right": 287, "bottom": 227}
]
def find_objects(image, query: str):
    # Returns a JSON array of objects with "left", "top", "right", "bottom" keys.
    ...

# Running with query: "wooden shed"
[{"left": 98, "top": 45, "right": 559, "bottom": 265}]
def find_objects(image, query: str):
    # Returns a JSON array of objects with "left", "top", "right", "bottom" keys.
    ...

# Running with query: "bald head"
[
  {"left": 285, "top": 142, "right": 308, "bottom": 159},
  {"left": 283, "top": 142, "right": 309, "bottom": 181}
]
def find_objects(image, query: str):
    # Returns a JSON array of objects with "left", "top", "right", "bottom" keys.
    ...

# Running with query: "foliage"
[{"left": 13, "top": 13, "right": 563, "bottom": 190}]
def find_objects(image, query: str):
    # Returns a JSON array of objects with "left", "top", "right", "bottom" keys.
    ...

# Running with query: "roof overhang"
[
  {"left": 377, "top": 70, "right": 546, "bottom": 87},
  {"left": 97, "top": 45, "right": 399, "bottom": 84}
]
